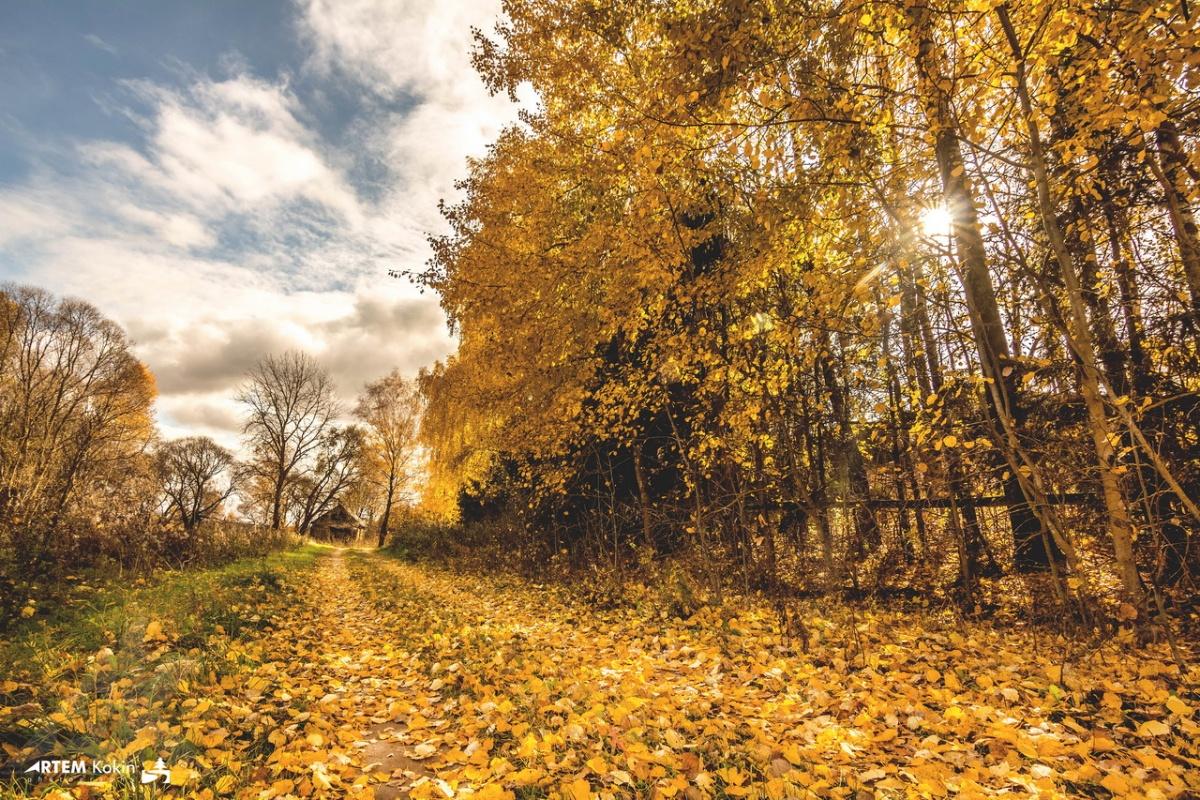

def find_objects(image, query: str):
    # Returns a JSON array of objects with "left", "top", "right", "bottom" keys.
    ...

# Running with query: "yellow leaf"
[
  {"left": 411, "top": 743, "right": 437, "bottom": 760},
  {"left": 143, "top": 620, "right": 165, "bottom": 642},
  {"left": 516, "top": 733, "right": 538, "bottom": 759},
  {"left": 1100, "top": 771, "right": 1129, "bottom": 795},
  {"left": 509, "top": 768, "right": 542, "bottom": 786},
  {"left": 168, "top": 765, "right": 193, "bottom": 786},
  {"left": 202, "top": 729, "right": 228, "bottom": 748},
  {"left": 311, "top": 765, "right": 333, "bottom": 790},
  {"left": 1166, "top": 696, "right": 1192, "bottom": 716},
  {"left": 124, "top": 731, "right": 156, "bottom": 753},
  {"left": 608, "top": 770, "right": 632, "bottom": 786},
  {"left": 717, "top": 768, "right": 747, "bottom": 786},
  {"left": 475, "top": 785, "right": 512, "bottom": 800},
  {"left": 1016, "top": 737, "right": 1038, "bottom": 759},
  {"left": 780, "top": 744, "right": 806, "bottom": 764},
  {"left": 1138, "top": 719, "right": 1170, "bottom": 737}
]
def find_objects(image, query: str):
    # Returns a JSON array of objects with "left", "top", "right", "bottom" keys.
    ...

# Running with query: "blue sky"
[{"left": 0, "top": 0, "right": 523, "bottom": 445}]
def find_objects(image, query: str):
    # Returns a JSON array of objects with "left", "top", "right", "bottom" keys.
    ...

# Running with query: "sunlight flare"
[{"left": 920, "top": 204, "right": 954, "bottom": 238}]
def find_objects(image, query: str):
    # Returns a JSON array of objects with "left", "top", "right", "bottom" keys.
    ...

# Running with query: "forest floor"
[{"left": 1, "top": 546, "right": 1198, "bottom": 800}]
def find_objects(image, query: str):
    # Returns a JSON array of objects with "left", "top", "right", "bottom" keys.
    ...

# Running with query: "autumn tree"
[
  {"left": 0, "top": 283, "right": 157, "bottom": 570},
  {"left": 416, "top": 0, "right": 1198, "bottom": 622},
  {"left": 238, "top": 352, "right": 338, "bottom": 531},
  {"left": 157, "top": 436, "right": 238, "bottom": 533},
  {"left": 289, "top": 425, "right": 367, "bottom": 535},
  {"left": 355, "top": 370, "right": 423, "bottom": 547}
]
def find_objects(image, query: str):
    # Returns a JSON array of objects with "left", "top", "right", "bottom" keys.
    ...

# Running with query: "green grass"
[
  {"left": 1, "top": 544, "right": 322, "bottom": 679},
  {"left": 0, "top": 544, "right": 325, "bottom": 798}
]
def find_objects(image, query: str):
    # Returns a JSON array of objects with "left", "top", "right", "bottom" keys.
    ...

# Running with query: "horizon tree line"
[{"left": 0, "top": 282, "right": 423, "bottom": 603}]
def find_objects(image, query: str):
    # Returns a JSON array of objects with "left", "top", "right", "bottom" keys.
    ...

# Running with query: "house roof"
[{"left": 313, "top": 502, "right": 365, "bottom": 528}]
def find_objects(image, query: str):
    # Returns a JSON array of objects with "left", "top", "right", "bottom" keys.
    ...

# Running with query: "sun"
[{"left": 920, "top": 205, "right": 954, "bottom": 238}]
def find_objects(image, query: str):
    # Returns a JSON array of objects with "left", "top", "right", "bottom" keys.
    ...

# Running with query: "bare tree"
[
  {"left": 289, "top": 425, "right": 366, "bottom": 534},
  {"left": 237, "top": 352, "right": 338, "bottom": 530},
  {"left": 355, "top": 370, "right": 422, "bottom": 547},
  {"left": 157, "top": 436, "right": 237, "bottom": 533}
]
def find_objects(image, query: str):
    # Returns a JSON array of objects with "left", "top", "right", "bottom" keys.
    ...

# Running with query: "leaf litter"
[{"left": 3, "top": 548, "right": 1196, "bottom": 799}]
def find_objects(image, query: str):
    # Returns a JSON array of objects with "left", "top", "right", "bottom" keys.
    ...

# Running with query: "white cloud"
[
  {"left": 300, "top": 0, "right": 496, "bottom": 99},
  {"left": 297, "top": 0, "right": 530, "bottom": 225},
  {"left": 0, "top": 189, "right": 72, "bottom": 247},
  {"left": 112, "top": 203, "right": 215, "bottom": 249},
  {"left": 156, "top": 394, "right": 246, "bottom": 449},
  {"left": 83, "top": 33, "right": 118, "bottom": 56},
  {"left": 86, "top": 76, "right": 364, "bottom": 227}
]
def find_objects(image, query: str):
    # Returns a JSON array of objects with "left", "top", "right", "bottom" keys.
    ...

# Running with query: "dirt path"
[
  {"left": 176, "top": 547, "right": 1196, "bottom": 799},
  {"left": 234, "top": 547, "right": 437, "bottom": 799}
]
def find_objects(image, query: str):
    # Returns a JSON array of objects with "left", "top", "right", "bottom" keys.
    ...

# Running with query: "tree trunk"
[
  {"left": 997, "top": 4, "right": 1144, "bottom": 606},
  {"left": 270, "top": 467, "right": 286, "bottom": 531},
  {"left": 906, "top": 1, "right": 1052, "bottom": 571},
  {"left": 378, "top": 474, "right": 395, "bottom": 548},
  {"left": 632, "top": 444, "right": 654, "bottom": 548},
  {"left": 1152, "top": 119, "right": 1200, "bottom": 317},
  {"left": 817, "top": 333, "right": 878, "bottom": 555},
  {"left": 1098, "top": 177, "right": 1152, "bottom": 394},
  {"left": 1065, "top": 197, "right": 1129, "bottom": 396}
]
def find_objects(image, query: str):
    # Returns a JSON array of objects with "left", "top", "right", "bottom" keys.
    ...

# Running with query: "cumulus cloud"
[
  {"left": 76, "top": 75, "right": 365, "bottom": 242},
  {"left": 145, "top": 292, "right": 451, "bottom": 399},
  {"left": 0, "top": 0, "right": 522, "bottom": 447},
  {"left": 156, "top": 394, "right": 246, "bottom": 448}
]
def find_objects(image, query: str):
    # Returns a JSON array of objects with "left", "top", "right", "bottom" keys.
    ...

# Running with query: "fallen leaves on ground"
[{"left": 3, "top": 548, "right": 1197, "bottom": 799}]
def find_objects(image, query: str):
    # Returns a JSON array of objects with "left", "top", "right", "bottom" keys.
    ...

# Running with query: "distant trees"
[
  {"left": 356, "top": 370, "right": 422, "bottom": 547},
  {"left": 288, "top": 425, "right": 366, "bottom": 534},
  {"left": 234, "top": 353, "right": 412, "bottom": 541},
  {"left": 0, "top": 284, "right": 156, "bottom": 569},
  {"left": 238, "top": 352, "right": 339, "bottom": 530},
  {"left": 0, "top": 281, "right": 425, "bottom": 611},
  {"left": 157, "top": 436, "right": 237, "bottom": 533}
]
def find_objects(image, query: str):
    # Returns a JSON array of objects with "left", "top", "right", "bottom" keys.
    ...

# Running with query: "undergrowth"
[{"left": 0, "top": 544, "right": 323, "bottom": 797}]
